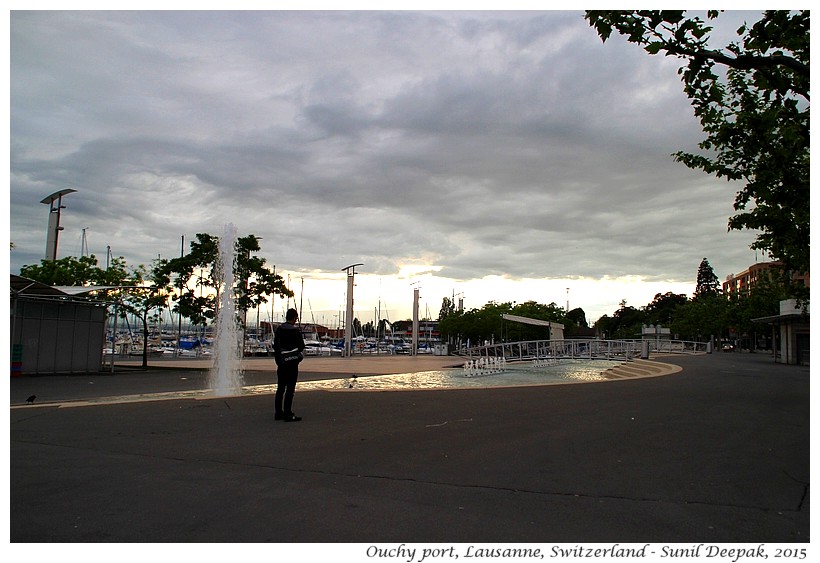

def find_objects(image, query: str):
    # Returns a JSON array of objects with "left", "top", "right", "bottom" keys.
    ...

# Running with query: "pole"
[
  {"left": 345, "top": 274, "right": 354, "bottom": 356},
  {"left": 176, "top": 235, "right": 184, "bottom": 358},
  {"left": 110, "top": 301, "right": 118, "bottom": 373},
  {"left": 81, "top": 227, "right": 89, "bottom": 257},
  {"left": 341, "top": 264, "right": 363, "bottom": 357},
  {"left": 299, "top": 277, "right": 304, "bottom": 328},
  {"left": 412, "top": 287, "right": 420, "bottom": 356}
]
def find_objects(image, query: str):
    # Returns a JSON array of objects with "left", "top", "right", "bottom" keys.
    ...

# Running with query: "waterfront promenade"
[{"left": 10, "top": 352, "right": 809, "bottom": 545}]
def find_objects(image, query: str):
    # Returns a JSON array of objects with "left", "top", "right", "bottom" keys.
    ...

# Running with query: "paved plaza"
[{"left": 9, "top": 352, "right": 809, "bottom": 547}]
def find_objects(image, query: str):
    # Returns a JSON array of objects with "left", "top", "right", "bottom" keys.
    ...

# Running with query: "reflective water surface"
[
  {"left": 43, "top": 359, "right": 624, "bottom": 407},
  {"left": 248, "top": 359, "right": 622, "bottom": 393}
]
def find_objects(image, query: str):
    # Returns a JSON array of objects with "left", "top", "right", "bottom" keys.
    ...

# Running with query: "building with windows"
[{"left": 723, "top": 261, "right": 809, "bottom": 295}]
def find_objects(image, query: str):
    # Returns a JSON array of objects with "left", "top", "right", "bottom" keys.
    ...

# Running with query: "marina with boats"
[{"left": 104, "top": 322, "right": 443, "bottom": 360}]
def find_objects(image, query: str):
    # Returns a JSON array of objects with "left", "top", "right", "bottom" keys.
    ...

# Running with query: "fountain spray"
[{"left": 208, "top": 223, "right": 244, "bottom": 395}]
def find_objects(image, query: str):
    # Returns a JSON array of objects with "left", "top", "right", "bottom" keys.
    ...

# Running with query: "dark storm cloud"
[{"left": 10, "top": 9, "right": 762, "bottom": 306}]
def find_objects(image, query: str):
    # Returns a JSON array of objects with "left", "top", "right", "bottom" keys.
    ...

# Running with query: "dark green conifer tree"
[{"left": 695, "top": 257, "right": 721, "bottom": 298}]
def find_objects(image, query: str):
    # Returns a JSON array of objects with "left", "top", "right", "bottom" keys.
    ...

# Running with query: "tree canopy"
[
  {"left": 157, "top": 233, "right": 292, "bottom": 327},
  {"left": 585, "top": 10, "right": 809, "bottom": 274},
  {"left": 19, "top": 254, "right": 133, "bottom": 287}
]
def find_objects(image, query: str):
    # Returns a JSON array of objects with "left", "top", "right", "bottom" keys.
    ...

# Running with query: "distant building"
[
  {"left": 260, "top": 321, "right": 339, "bottom": 340},
  {"left": 723, "top": 261, "right": 809, "bottom": 296},
  {"left": 641, "top": 324, "right": 671, "bottom": 340},
  {"left": 395, "top": 319, "right": 440, "bottom": 342}
]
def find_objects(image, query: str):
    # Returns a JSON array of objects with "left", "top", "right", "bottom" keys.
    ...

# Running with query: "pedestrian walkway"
[{"left": 10, "top": 352, "right": 809, "bottom": 548}]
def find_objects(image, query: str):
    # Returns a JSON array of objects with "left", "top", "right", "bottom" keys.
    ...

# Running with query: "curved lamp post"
[{"left": 40, "top": 189, "right": 77, "bottom": 261}]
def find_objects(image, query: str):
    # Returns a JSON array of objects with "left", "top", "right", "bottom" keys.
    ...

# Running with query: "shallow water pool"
[
  {"left": 290, "top": 359, "right": 622, "bottom": 391},
  {"left": 33, "top": 359, "right": 625, "bottom": 406}
]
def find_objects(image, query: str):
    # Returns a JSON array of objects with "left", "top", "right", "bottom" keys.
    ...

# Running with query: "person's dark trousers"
[{"left": 275, "top": 365, "right": 299, "bottom": 418}]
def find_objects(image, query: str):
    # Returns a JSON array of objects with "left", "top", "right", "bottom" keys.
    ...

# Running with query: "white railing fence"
[{"left": 456, "top": 339, "right": 708, "bottom": 361}]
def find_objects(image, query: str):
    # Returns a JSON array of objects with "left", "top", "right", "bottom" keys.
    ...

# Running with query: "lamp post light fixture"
[{"left": 40, "top": 189, "right": 77, "bottom": 261}]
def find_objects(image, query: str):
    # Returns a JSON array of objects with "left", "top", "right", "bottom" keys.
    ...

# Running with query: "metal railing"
[
  {"left": 646, "top": 339, "right": 710, "bottom": 354},
  {"left": 455, "top": 339, "right": 708, "bottom": 361}
]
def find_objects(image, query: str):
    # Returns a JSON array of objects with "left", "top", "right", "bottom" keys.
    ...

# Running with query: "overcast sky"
[{"left": 9, "top": 8, "right": 765, "bottom": 325}]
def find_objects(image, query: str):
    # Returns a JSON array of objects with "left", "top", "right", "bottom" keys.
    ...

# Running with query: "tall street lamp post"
[
  {"left": 40, "top": 189, "right": 77, "bottom": 261},
  {"left": 341, "top": 263, "right": 363, "bottom": 357}
]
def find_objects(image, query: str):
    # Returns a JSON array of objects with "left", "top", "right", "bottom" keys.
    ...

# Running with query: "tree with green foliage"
[
  {"left": 509, "top": 301, "right": 570, "bottom": 340},
  {"left": 644, "top": 292, "right": 688, "bottom": 326},
  {"left": 160, "top": 233, "right": 219, "bottom": 327},
  {"left": 695, "top": 257, "right": 721, "bottom": 298},
  {"left": 586, "top": 10, "right": 809, "bottom": 274},
  {"left": 659, "top": 259, "right": 727, "bottom": 342},
  {"left": 20, "top": 254, "right": 132, "bottom": 287},
  {"left": 566, "top": 307, "right": 589, "bottom": 329},
  {"left": 159, "top": 232, "right": 292, "bottom": 331},
  {"left": 439, "top": 300, "right": 568, "bottom": 348},
  {"left": 113, "top": 259, "right": 173, "bottom": 368},
  {"left": 594, "top": 302, "right": 645, "bottom": 340},
  {"left": 672, "top": 293, "right": 731, "bottom": 342},
  {"left": 438, "top": 296, "right": 457, "bottom": 322},
  {"left": 234, "top": 235, "right": 292, "bottom": 318},
  {"left": 438, "top": 301, "right": 504, "bottom": 347},
  {"left": 591, "top": 256, "right": 806, "bottom": 344}
]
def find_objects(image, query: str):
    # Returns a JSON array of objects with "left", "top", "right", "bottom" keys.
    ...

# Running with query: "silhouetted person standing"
[{"left": 273, "top": 308, "right": 305, "bottom": 422}]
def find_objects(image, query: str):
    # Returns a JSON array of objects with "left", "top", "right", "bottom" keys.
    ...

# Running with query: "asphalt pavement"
[{"left": 9, "top": 351, "right": 809, "bottom": 549}]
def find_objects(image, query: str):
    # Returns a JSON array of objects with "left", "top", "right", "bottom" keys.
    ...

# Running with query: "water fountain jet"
[{"left": 208, "top": 223, "right": 244, "bottom": 396}]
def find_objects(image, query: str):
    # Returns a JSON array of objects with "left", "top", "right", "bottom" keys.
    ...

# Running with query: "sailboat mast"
[{"left": 299, "top": 277, "right": 304, "bottom": 327}]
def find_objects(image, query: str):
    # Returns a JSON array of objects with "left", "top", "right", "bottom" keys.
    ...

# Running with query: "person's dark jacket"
[{"left": 273, "top": 322, "right": 305, "bottom": 367}]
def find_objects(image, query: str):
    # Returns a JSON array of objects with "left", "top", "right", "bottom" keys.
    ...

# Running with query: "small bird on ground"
[{"left": 26, "top": 395, "right": 36, "bottom": 404}]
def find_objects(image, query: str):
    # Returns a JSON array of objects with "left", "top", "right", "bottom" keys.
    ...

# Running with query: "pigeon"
[{"left": 26, "top": 395, "right": 36, "bottom": 404}]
